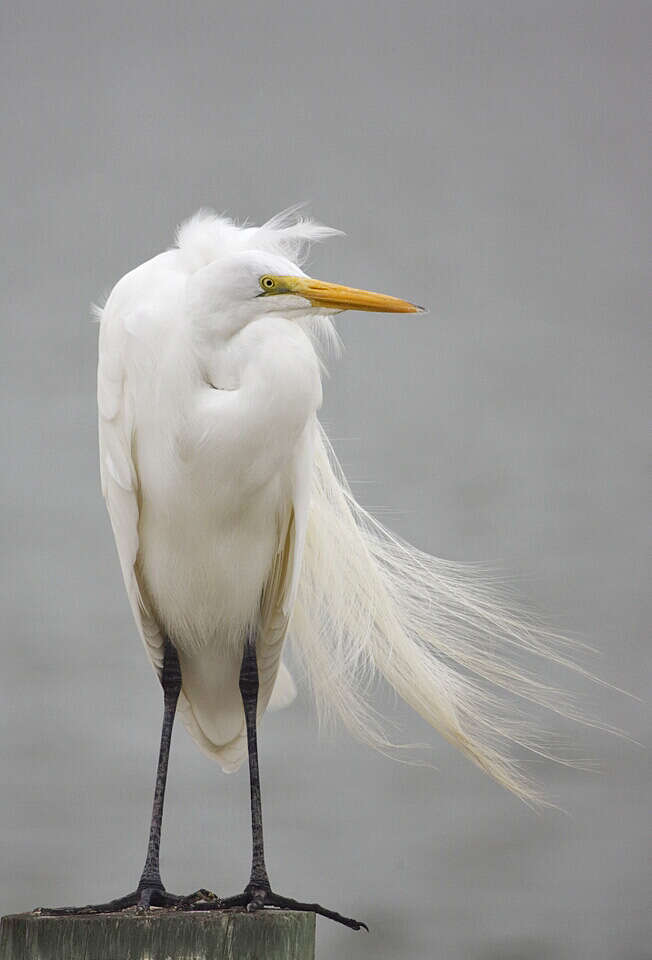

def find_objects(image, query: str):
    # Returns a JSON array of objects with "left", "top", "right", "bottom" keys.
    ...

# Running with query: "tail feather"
[{"left": 289, "top": 424, "right": 598, "bottom": 806}]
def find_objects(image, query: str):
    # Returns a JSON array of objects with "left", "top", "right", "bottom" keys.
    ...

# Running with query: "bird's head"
[{"left": 186, "top": 249, "right": 423, "bottom": 341}]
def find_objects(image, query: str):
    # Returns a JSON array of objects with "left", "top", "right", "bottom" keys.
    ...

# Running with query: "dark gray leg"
[
  {"left": 135, "top": 638, "right": 182, "bottom": 904},
  {"left": 240, "top": 629, "right": 271, "bottom": 897}
]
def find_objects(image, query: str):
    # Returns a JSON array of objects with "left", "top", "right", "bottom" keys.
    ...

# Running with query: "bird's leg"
[
  {"left": 186, "top": 630, "right": 367, "bottom": 932},
  {"left": 135, "top": 637, "right": 183, "bottom": 903},
  {"left": 39, "top": 639, "right": 213, "bottom": 915},
  {"left": 240, "top": 628, "right": 271, "bottom": 898}
]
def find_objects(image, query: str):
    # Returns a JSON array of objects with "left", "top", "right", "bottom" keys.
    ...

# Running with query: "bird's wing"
[
  {"left": 99, "top": 295, "right": 222, "bottom": 759},
  {"left": 259, "top": 418, "right": 314, "bottom": 703},
  {"left": 97, "top": 302, "right": 166, "bottom": 678}
]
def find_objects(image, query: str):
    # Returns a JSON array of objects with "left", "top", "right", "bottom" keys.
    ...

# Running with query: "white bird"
[{"left": 52, "top": 208, "right": 587, "bottom": 929}]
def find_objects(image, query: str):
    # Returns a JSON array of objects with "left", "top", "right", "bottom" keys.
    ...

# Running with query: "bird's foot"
[
  {"left": 184, "top": 881, "right": 367, "bottom": 931},
  {"left": 37, "top": 885, "right": 218, "bottom": 916}
]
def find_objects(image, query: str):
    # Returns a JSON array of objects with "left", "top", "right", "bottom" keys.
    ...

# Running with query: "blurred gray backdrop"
[{"left": 1, "top": 2, "right": 649, "bottom": 958}]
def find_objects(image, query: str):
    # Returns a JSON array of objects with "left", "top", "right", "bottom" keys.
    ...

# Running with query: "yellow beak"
[{"left": 271, "top": 276, "right": 424, "bottom": 314}]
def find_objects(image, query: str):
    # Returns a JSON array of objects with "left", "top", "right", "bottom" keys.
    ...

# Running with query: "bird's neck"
[
  {"left": 200, "top": 337, "right": 244, "bottom": 391},
  {"left": 193, "top": 316, "right": 321, "bottom": 400},
  {"left": 205, "top": 318, "right": 323, "bottom": 475},
  {"left": 146, "top": 315, "right": 322, "bottom": 495}
]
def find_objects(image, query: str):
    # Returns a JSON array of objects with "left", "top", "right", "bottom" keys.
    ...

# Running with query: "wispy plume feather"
[{"left": 289, "top": 425, "right": 611, "bottom": 808}]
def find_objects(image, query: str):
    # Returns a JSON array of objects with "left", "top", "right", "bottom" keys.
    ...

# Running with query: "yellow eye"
[{"left": 260, "top": 276, "right": 276, "bottom": 291}]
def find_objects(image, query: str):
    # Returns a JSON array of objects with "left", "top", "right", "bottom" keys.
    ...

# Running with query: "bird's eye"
[{"left": 260, "top": 276, "right": 276, "bottom": 291}]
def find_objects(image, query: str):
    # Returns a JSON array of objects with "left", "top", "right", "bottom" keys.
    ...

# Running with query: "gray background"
[{"left": 1, "top": 2, "right": 649, "bottom": 958}]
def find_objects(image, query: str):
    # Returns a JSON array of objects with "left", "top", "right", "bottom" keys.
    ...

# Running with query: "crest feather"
[{"left": 175, "top": 205, "right": 343, "bottom": 273}]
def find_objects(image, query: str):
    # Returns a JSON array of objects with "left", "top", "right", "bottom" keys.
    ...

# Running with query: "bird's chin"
[
  {"left": 312, "top": 305, "right": 341, "bottom": 317},
  {"left": 274, "top": 301, "right": 336, "bottom": 322}
]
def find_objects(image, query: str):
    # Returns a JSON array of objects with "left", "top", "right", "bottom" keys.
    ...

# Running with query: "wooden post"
[{"left": 0, "top": 909, "right": 315, "bottom": 960}]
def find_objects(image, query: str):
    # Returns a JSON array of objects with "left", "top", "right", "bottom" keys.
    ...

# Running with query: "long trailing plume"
[{"left": 289, "top": 424, "right": 603, "bottom": 808}]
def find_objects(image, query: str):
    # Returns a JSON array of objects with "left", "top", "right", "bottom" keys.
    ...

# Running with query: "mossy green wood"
[{"left": 0, "top": 909, "right": 316, "bottom": 960}]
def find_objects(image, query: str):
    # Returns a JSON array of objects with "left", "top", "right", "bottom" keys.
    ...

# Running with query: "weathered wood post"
[{"left": 0, "top": 909, "right": 315, "bottom": 960}]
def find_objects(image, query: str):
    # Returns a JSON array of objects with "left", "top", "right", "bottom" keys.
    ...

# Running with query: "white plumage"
[{"left": 98, "top": 208, "right": 585, "bottom": 804}]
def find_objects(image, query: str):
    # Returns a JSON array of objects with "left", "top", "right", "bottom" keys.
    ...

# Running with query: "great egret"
[{"left": 48, "top": 208, "right": 586, "bottom": 930}]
